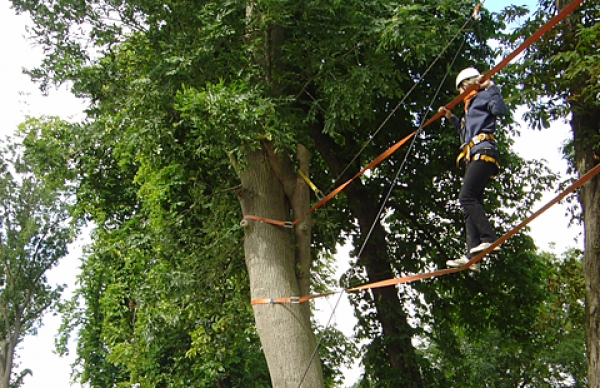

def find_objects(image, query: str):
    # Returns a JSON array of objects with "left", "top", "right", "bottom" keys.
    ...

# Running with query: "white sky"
[{"left": 0, "top": 0, "right": 581, "bottom": 387}]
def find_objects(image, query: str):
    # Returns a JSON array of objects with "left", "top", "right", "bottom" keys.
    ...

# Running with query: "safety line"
[
  {"left": 252, "top": 162, "right": 600, "bottom": 304},
  {"left": 242, "top": 0, "right": 586, "bottom": 231},
  {"left": 331, "top": 10, "right": 478, "bottom": 188},
  {"left": 295, "top": 27, "right": 472, "bottom": 388}
]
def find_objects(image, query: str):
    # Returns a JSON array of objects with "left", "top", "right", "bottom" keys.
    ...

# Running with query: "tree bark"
[
  {"left": 573, "top": 108, "right": 600, "bottom": 388},
  {"left": 243, "top": 2, "right": 323, "bottom": 385},
  {"left": 290, "top": 145, "right": 313, "bottom": 299},
  {"left": 0, "top": 339, "right": 10, "bottom": 388},
  {"left": 0, "top": 305, "right": 20, "bottom": 388},
  {"left": 238, "top": 147, "right": 323, "bottom": 388}
]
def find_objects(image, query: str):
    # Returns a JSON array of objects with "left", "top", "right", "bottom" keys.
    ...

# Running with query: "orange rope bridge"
[
  {"left": 246, "top": 0, "right": 591, "bottom": 305},
  {"left": 252, "top": 162, "right": 600, "bottom": 305}
]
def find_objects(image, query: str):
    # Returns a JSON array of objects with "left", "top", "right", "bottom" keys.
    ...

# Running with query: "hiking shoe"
[
  {"left": 446, "top": 255, "right": 480, "bottom": 272},
  {"left": 469, "top": 242, "right": 500, "bottom": 255}
]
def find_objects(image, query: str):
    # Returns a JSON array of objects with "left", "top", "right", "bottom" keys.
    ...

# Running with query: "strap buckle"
[{"left": 470, "top": 133, "right": 494, "bottom": 146}]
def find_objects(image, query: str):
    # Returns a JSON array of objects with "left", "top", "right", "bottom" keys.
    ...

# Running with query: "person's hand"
[
  {"left": 438, "top": 106, "right": 454, "bottom": 119},
  {"left": 476, "top": 75, "right": 493, "bottom": 90}
]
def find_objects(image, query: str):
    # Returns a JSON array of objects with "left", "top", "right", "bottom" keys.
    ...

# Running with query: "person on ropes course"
[{"left": 438, "top": 67, "right": 507, "bottom": 272}]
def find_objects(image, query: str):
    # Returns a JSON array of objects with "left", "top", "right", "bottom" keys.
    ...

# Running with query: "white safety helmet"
[{"left": 455, "top": 67, "right": 481, "bottom": 89}]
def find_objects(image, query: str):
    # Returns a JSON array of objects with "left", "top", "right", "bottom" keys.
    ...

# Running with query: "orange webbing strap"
[
  {"left": 243, "top": 214, "right": 293, "bottom": 228},
  {"left": 483, "top": 0, "right": 585, "bottom": 82},
  {"left": 346, "top": 267, "right": 465, "bottom": 292},
  {"left": 250, "top": 267, "right": 467, "bottom": 305},
  {"left": 295, "top": 129, "right": 419, "bottom": 223},
  {"left": 251, "top": 162, "right": 600, "bottom": 304},
  {"left": 243, "top": 0, "right": 586, "bottom": 230}
]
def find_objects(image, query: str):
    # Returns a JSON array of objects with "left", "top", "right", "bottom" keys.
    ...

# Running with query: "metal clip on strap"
[
  {"left": 472, "top": 153, "right": 499, "bottom": 167},
  {"left": 471, "top": 133, "right": 494, "bottom": 146},
  {"left": 456, "top": 133, "right": 495, "bottom": 166}
]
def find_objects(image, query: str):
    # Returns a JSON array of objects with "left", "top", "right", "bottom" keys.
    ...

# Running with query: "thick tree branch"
[{"left": 261, "top": 140, "right": 297, "bottom": 201}]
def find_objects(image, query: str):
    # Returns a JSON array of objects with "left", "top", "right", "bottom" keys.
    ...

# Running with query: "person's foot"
[
  {"left": 469, "top": 242, "right": 500, "bottom": 255},
  {"left": 446, "top": 255, "right": 480, "bottom": 272}
]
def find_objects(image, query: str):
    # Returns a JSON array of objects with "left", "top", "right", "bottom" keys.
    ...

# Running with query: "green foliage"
[
  {"left": 57, "top": 213, "right": 273, "bottom": 387},
  {"left": 174, "top": 80, "right": 298, "bottom": 164},
  {"left": 312, "top": 323, "right": 360, "bottom": 388},
  {"left": 10, "top": 0, "right": 584, "bottom": 386},
  {"left": 419, "top": 248, "right": 586, "bottom": 387},
  {"left": 0, "top": 139, "right": 74, "bottom": 387},
  {"left": 499, "top": 0, "right": 600, "bottom": 127}
]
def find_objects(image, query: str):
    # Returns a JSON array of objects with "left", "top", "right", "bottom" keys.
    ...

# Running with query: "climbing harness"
[{"left": 456, "top": 133, "right": 496, "bottom": 165}]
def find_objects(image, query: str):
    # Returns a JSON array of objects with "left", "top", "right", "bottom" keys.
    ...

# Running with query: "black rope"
[
  {"left": 296, "top": 19, "right": 473, "bottom": 388},
  {"left": 329, "top": 14, "right": 476, "bottom": 192}
]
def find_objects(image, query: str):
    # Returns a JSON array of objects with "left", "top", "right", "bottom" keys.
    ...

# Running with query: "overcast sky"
[{"left": 0, "top": 0, "right": 581, "bottom": 387}]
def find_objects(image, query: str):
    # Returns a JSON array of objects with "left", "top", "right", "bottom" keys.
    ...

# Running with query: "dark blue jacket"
[{"left": 449, "top": 85, "right": 507, "bottom": 157}]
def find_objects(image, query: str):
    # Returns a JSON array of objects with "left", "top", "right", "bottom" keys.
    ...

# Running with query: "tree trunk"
[
  {"left": 0, "top": 340, "right": 10, "bottom": 388},
  {"left": 238, "top": 147, "right": 324, "bottom": 388},
  {"left": 243, "top": 2, "right": 323, "bottom": 385},
  {"left": 0, "top": 327, "right": 19, "bottom": 388},
  {"left": 311, "top": 126, "right": 424, "bottom": 386},
  {"left": 346, "top": 184, "right": 424, "bottom": 387},
  {"left": 290, "top": 145, "right": 313, "bottom": 299},
  {"left": 573, "top": 108, "right": 600, "bottom": 388}
]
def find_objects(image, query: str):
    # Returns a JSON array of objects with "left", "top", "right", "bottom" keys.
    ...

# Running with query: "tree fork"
[{"left": 238, "top": 147, "right": 324, "bottom": 387}]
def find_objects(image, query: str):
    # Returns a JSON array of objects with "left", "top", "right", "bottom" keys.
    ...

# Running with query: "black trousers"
[{"left": 459, "top": 158, "right": 498, "bottom": 254}]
